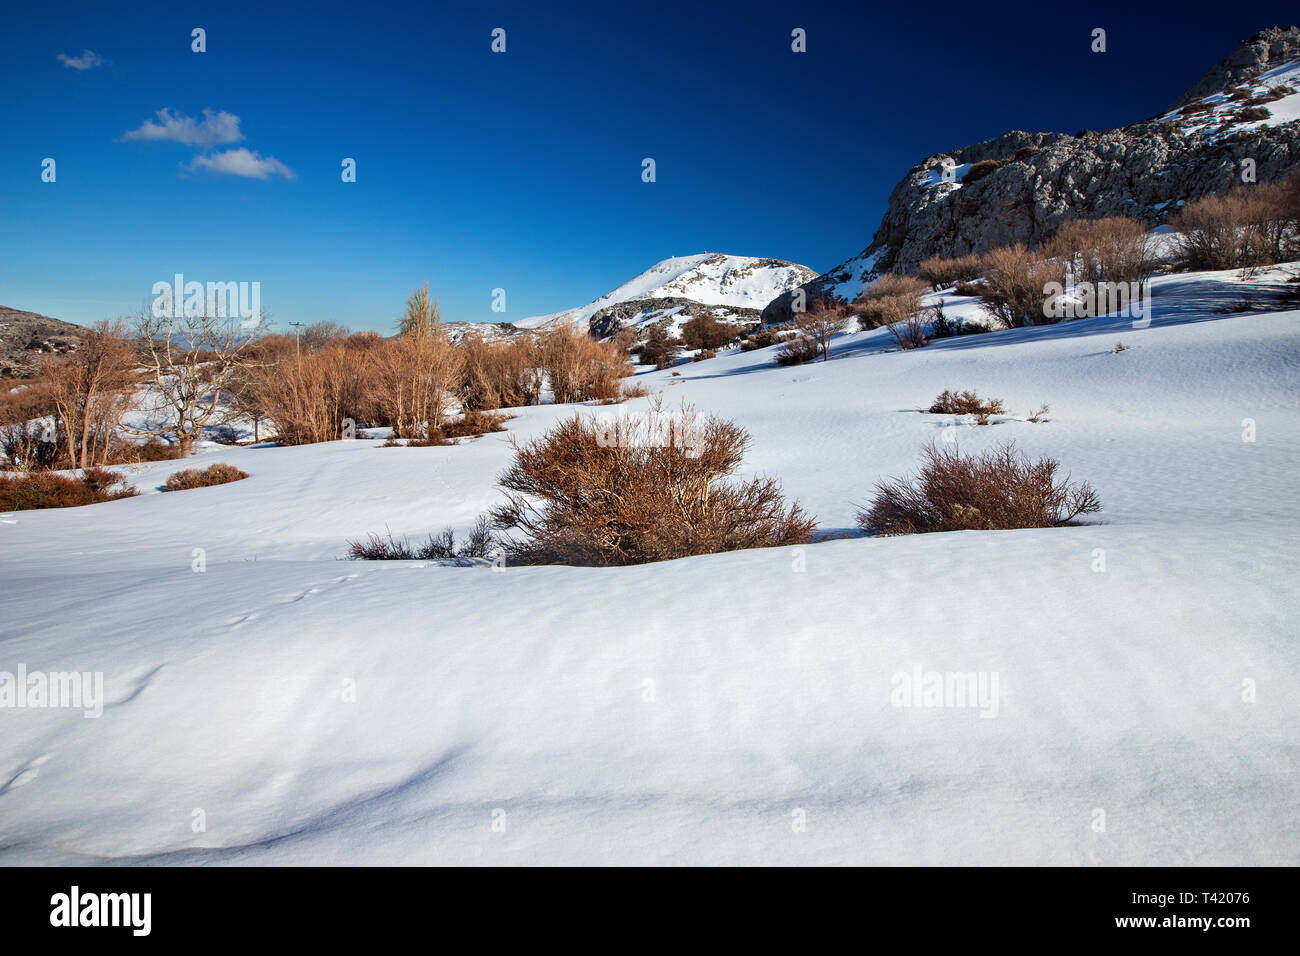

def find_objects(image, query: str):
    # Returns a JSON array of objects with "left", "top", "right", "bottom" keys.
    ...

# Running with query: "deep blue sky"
[{"left": 1, "top": 0, "right": 1294, "bottom": 330}]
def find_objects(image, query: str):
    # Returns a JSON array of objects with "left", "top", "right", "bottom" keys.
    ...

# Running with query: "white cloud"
[
  {"left": 57, "top": 49, "right": 104, "bottom": 70},
  {"left": 187, "top": 148, "right": 296, "bottom": 180},
  {"left": 119, "top": 108, "right": 244, "bottom": 147}
]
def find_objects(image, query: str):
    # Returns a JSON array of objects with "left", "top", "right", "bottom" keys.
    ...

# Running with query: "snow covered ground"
[{"left": 1, "top": 266, "right": 1298, "bottom": 865}]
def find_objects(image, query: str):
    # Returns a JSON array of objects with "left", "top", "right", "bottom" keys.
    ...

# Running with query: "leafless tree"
[
  {"left": 43, "top": 320, "right": 135, "bottom": 469},
  {"left": 124, "top": 308, "right": 261, "bottom": 456},
  {"left": 793, "top": 298, "right": 848, "bottom": 362}
]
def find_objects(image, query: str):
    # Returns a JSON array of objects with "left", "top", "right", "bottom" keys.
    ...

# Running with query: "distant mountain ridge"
[
  {"left": 0, "top": 306, "right": 86, "bottom": 378},
  {"left": 516, "top": 253, "right": 818, "bottom": 338}
]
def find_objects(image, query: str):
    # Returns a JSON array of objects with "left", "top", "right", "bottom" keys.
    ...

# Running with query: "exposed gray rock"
[
  {"left": 1172, "top": 26, "right": 1300, "bottom": 108},
  {"left": 0, "top": 306, "right": 86, "bottom": 378},
  {"left": 763, "top": 28, "right": 1300, "bottom": 324}
]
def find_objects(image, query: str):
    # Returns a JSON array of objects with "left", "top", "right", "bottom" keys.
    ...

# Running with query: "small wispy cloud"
[
  {"left": 119, "top": 108, "right": 244, "bottom": 147},
  {"left": 187, "top": 148, "right": 296, "bottom": 180},
  {"left": 57, "top": 49, "right": 104, "bottom": 70}
]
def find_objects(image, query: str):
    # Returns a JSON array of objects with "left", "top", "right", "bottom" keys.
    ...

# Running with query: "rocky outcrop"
[
  {"left": 1171, "top": 25, "right": 1300, "bottom": 107},
  {"left": 0, "top": 306, "right": 85, "bottom": 378},
  {"left": 763, "top": 28, "right": 1300, "bottom": 324}
]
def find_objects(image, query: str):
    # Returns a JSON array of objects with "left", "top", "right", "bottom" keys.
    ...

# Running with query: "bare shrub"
[
  {"left": 489, "top": 402, "right": 815, "bottom": 566},
  {"left": 539, "top": 325, "right": 630, "bottom": 403},
  {"left": 0, "top": 379, "right": 62, "bottom": 471},
  {"left": 929, "top": 388, "right": 1013, "bottom": 424},
  {"left": 918, "top": 254, "right": 984, "bottom": 290},
  {"left": 458, "top": 336, "right": 543, "bottom": 410},
  {"left": 439, "top": 409, "right": 509, "bottom": 439},
  {"left": 43, "top": 320, "right": 136, "bottom": 470},
  {"left": 162, "top": 462, "right": 248, "bottom": 491},
  {"left": 1170, "top": 177, "right": 1300, "bottom": 272},
  {"left": 611, "top": 328, "right": 640, "bottom": 355},
  {"left": 788, "top": 298, "right": 848, "bottom": 361},
  {"left": 691, "top": 348, "right": 717, "bottom": 362},
  {"left": 852, "top": 275, "right": 929, "bottom": 330},
  {"left": 739, "top": 327, "right": 782, "bottom": 351},
  {"left": 251, "top": 340, "right": 374, "bottom": 445},
  {"left": 371, "top": 334, "right": 464, "bottom": 440},
  {"left": 928, "top": 389, "right": 1006, "bottom": 419},
  {"left": 929, "top": 303, "right": 967, "bottom": 339},
  {"left": 857, "top": 441, "right": 1101, "bottom": 535},
  {"left": 348, "top": 515, "right": 497, "bottom": 562},
  {"left": 638, "top": 325, "right": 681, "bottom": 369},
  {"left": 774, "top": 333, "right": 820, "bottom": 366},
  {"left": 299, "top": 321, "right": 351, "bottom": 352},
  {"left": 977, "top": 244, "right": 1067, "bottom": 327},
  {"left": 1045, "top": 217, "right": 1159, "bottom": 285},
  {"left": 0, "top": 467, "right": 137, "bottom": 511},
  {"left": 681, "top": 314, "right": 737, "bottom": 351},
  {"left": 962, "top": 158, "right": 1009, "bottom": 184}
]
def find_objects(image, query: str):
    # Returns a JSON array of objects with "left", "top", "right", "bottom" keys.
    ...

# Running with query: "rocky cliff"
[{"left": 763, "top": 27, "right": 1300, "bottom": 323}]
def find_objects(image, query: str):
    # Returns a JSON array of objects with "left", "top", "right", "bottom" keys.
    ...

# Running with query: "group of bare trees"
[{"left": 1, "top": 308, "right": 261, "bottom": 470}]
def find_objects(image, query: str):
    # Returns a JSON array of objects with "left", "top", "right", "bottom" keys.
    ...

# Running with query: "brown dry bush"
[
  {"left": 918, "top": 254, "right": 985, "bottom": 290},
  {"left": 457, "top": 336, "right": 543, "bottom": 410},
  {"left": 928, "top": 389, "right": 1006, "bottom": 423},
  {"left": 857, "top": 441, "right": 1101, "bottom": 536},
  {"left": 163, "top": 462, "right": 248, "bottom": 491},
  {"left": 438, "top": 409, "right": 509, "bottom": 439},
  {"left": 1045, "top": 217, "right": 1159, "bottom": 285},
  {"left": 885, "top": 308, "right": 929, "bottom": 350},
  {"left": 962, "top": 158, "right": 1010, "bottom": 184},
  {"left": 249, "top": 341, "right": 372, "bottom": 445},
  {"left": 0, "top": 467, "right": 137, "bottom": 511},
  {"left": 739, "top": 327, "right": 782, "bottom": 351},
  {"left": 0, "top": 379, "right": 62, "bottom": 471},
  {"left": 774, "top": 333, "right": 821, "bottom": 366},
  {"left": 611, "top": 328, "right": 640, "bottom": 355},
  {"left": 489, "top": 402, "right": 815, "bottom": 566},
  {"left": 1170, "top": 176, "right": 1300, "bottom": 272},
  {"left": 852, "top": 275, "right": 929, "bottom": 330},
  {"left": 680, "top": 314, "right": 737, "bottom": 351},
  {"left": 787, "top": 299, "right": 848, "bottom": 361},
  {"left": 638, "top": 325, "right": 682, "bottom": 369},
  {"left": 370, "top": 334, "right": 464, "bottom": 440},
  {"left": 540, "top": 326, "right": 631, "bottom": 403},
  {"left": 43, "top": 320, "right": 137, "bottom": 470},
  {"left": 977, "top": 244, "right": 1067, "bottom": 327}
]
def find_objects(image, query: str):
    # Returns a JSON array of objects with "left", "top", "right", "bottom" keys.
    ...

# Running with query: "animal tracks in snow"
[{"left": 1, "top": 754, "right": 52, "bottom": 795}]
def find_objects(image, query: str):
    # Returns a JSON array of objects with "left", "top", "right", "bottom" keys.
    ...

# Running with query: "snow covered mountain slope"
[
  {"left": 516, "top": 253, "right": 817, "bottom": 336},
  {"left": 1, "top": 265, "right": 1298, "bottom": 865}
]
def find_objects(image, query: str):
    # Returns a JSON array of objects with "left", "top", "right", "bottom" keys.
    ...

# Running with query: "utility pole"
[{"left": 289, "top": 322, "right": 305, "bottom": 361}]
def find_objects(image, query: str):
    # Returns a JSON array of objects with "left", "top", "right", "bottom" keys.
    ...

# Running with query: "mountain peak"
[{"left": 515, "top": 253, "right": 818, "bottom": 335}]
